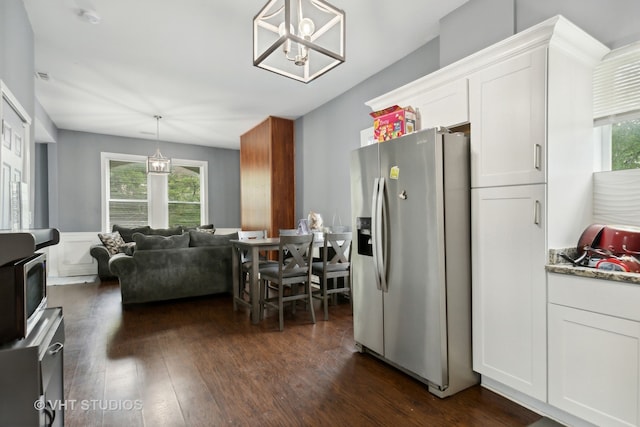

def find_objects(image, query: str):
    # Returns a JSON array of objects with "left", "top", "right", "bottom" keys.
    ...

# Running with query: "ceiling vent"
[{"left": 35, "top": 72, "right": 51, "bottom": 82}]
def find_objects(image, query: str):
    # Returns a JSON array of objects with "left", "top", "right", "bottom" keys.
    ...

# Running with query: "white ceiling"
[{"left": 23, "top": 0, "right": 468, "bottom": 149}]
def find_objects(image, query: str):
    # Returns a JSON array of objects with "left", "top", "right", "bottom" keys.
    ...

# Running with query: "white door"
[
  {"left": 469, "top": 47, "right": 547, "bottom": 188},
  {"left": 471, "top": 184, "right": 547, "bottom": 401}
]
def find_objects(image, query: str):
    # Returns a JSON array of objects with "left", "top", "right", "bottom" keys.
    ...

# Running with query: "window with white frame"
[
  {"left": 593, "top": 41, "right": 640, "bottom": 171},
  {"left": 101, "top": 153, "right": 208, "bottom": 231}
]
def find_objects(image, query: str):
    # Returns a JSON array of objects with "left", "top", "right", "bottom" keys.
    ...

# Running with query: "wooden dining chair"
[
  {"left": 237, "top": 230, "right": 274, "bottom": 302},
  {"left": 311, "top": 231, "right": 352, "bottom": 320},
  {"left": 259, "top": 234, "right": 316, "bottom": 331}
]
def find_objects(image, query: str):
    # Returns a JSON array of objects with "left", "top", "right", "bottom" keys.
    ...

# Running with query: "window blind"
[
  {"left": 593, "top": 42, "right": 640, "bottom": 125},
  {"left": 593, "top": 41, "right": 640, "bottom": 125}
]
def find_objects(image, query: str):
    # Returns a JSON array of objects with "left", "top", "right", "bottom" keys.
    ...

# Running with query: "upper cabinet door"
[
  {"left": 469, "top": 47, "right": 547, "bottom": 188},
  {"left": 415, "top": 78, "right": 469, "bottom": 130}
]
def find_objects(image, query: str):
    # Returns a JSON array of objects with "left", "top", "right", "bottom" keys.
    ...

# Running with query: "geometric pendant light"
[
  {"left": 146, "top": 115, "right": 171, "bottom": 174},
  {"left": 253, "top": 0, "right": 345, "bottom": 83}
]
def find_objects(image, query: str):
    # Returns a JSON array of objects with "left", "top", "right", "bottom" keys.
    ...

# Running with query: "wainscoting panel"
[
  {"left": 48, "top": 231, "right": 100, "bottom": 277},
  {"left": 593, "top": 169, "right": 640, "bottom": 227}
]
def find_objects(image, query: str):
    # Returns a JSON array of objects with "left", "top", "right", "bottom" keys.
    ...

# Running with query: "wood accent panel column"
[{"left": 240, "top": 116, "right": 295, "bottom": 238}]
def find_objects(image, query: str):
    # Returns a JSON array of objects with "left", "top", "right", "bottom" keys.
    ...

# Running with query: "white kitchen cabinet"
[
  {"left": 411, "top": 78, "right": 469, "bottom": 130},
  {"left": 366, "top": 77, "right": 469, "bottom": 131},
  {"left": 548, "top": 273, "right": 640, "bottom": 427},
  {"left": 469, "top": 47, "right": 547, "bottom": 188},
  {"left": 471, "top": 184, "right": 547, "bottom": 401},
  {"left": 469, "top": 17, "right": 607, "bottom": 405}
]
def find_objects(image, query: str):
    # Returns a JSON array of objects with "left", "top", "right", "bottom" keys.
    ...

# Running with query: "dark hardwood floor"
[{"left": 47, "top": 281, "right": 541, "bottom": 427}]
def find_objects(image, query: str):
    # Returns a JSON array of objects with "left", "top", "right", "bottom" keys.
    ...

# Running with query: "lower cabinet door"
[
  {"left": 549, "top": 303, "right": 640, "bottom": 427},
  {"left": 471, "top": 184, "right": 547, "bottom": 401}
]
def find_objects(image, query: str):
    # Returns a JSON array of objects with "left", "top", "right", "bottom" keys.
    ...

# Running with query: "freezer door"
[
  {"left": 378, "top": 129, "right": 448, "bottom": 387},
  {"left": 350, "top": 144, "right": 384, "bottom": 355}
]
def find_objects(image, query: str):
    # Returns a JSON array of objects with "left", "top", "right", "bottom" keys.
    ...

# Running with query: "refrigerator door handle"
[
  {"left": 377, "top": 177, "right": 389, "bottom": 293},
  {"left": 371, "top": 178, "right": 382, "bottom": 291}
]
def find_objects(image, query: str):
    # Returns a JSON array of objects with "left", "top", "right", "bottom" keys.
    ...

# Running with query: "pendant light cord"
[{"left": 155, "top": 115, "right": 162, "bottom": 150}]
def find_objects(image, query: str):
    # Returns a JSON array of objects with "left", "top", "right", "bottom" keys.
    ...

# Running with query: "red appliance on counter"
[{"left": 576, "top": 224, "right": 640, "bottom": 272}]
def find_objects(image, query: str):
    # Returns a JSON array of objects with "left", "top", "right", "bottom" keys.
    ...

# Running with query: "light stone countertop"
[{"left": 546, "top": 248, "right": 640, "bottom": 285}]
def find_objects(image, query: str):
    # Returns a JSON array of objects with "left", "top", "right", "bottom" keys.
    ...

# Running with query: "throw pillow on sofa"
[
  {"left": 112, "top": 224, "right": 151, "bottom": 243},
  {"left": 195, "top": 227, "right": 215, "bottom": 234},
  {"left": 133, "top": 232, "right": 190, "bottom": 250},
  {"left": 98, "top": 231, "right": 126, "bottom": 255},
  {"left": 180, "top": 224, "right": 216, "bottom": 234},
  {"left": 118, "top": 242, "right": 137, "bottom": 256}
]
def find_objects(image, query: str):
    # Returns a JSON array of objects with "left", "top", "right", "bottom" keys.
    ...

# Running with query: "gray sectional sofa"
[
  {"left": 109, "top": 230, "right": 238, "bottom": 305},
  {"left": 90, "top": 224, "right": 193, "bottom": 281}
]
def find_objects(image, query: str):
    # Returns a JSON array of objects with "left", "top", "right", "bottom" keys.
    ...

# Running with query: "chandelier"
[
  {"left": 253, "top": 0, "right": 345, "bottom": 83},
  {"left": 147, "top": 115, "right": 171, "bottom": 174}
]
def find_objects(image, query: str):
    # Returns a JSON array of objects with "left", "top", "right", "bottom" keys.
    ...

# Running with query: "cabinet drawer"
[
  {"left": 40, "top": 316, "right": 64, "bottom": 393},
  {"left": 548, "top": 272, "right": 640, "bottom": 322}
]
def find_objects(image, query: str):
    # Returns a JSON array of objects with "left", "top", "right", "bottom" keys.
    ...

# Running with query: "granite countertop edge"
[{"left": 547, "top": 248, "right": 640, "bottom": 285}]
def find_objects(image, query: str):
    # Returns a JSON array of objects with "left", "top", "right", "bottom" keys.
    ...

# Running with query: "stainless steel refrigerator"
[{"left": 350, "top": 127, "right": 478, "bottom": 397}]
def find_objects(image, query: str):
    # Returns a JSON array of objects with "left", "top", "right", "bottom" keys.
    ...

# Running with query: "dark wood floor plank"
[{"left": 47, "top": 281, "right": 541, "bottom": 427}]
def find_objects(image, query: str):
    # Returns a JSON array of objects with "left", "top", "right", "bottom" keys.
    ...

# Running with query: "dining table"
[{"left": 230, "top": 236, "right": 323, "bottom": 324}]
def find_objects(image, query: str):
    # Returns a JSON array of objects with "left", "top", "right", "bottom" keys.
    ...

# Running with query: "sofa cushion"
[
  {"left": 189, "top": 231, "right": 237, "bottom": 247},
  {"left": 98, "top": 231, "right": 126, "bottom": 255},
  {"left": 147, "top": 226, "right": 184, "bottom": 236},
  {"left": 112, "top": 224, "right": 151, "bottom": 243},
  {"left": 133, "top": 232, "right": 190, "bottom": 250}
]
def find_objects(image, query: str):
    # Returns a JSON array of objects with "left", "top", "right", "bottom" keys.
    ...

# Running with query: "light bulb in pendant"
[
  {"left": 298, "top": 18, "right": 315, "bottom": 37},
  {"left": 278, "top": 22, "right": 295, "bottom": 55}
]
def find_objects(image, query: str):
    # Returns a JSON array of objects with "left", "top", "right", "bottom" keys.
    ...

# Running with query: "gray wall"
[
  {"left": 295, "top": 0, "right": 640, "bottom": 228},
  {"left": 34, "top": 143, "right": 48, "bottom": 228},
  {"left": 515, "top": 0, "right": 640, "bottom": 49},
  {"left": 295, "top": 39, "right": 441, "bottom": 225},
  {"left": 440, "top": 0, "right": 516, "bottom": 67},
  {"left": 0, "top": 0, "right": 34, "bottom": 116},
  {"left": 49, "top": 130, "right": 240, "bottom": 232},
  {"left": 0, "top": 0, "right": 36, "bottom": 218},
  {"left": 35, "top": 99, "right": 58, "bottom": 143}
]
